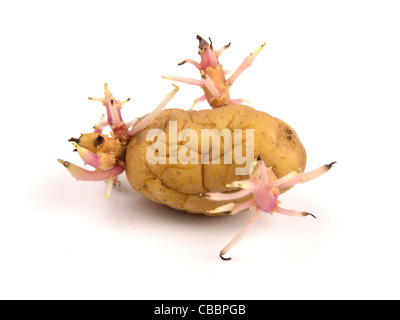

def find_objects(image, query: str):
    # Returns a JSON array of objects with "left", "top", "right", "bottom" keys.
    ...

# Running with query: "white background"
[{"left": 1, "top": 0, "right": 399, "bottom": 300}]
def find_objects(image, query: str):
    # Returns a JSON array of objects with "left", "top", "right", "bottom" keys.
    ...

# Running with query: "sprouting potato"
[{"left": 58, "top": 36, "right": 335, "bottom": 260}]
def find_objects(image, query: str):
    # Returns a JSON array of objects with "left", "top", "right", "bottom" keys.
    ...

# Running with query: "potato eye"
[{"left": 94, "top": 134, "right": 105, "bottom": 147}]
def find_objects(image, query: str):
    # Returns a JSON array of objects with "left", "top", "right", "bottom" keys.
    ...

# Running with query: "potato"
[{"left": 125, "top": 104, "right": 306, "bottom": 215}]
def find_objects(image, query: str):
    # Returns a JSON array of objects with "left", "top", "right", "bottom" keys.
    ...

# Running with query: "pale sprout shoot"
[{"left": 205, "top": 157, "right": 336, "bottom": 260}]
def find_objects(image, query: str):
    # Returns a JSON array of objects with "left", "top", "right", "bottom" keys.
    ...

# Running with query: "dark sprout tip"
[
  {"left": 197, "top": 35, "right": 209, "bottom": 50},
  {"left": 327, "top": 161, "right": 337, "bottom": 169},
  {"left": 220, "top": 253, "right": 232, "bottom": 261},
  {"left": 305, "top": 212, "right": 317, "bottom": 219},
  {"left": 68, "top": 137, "right": 80, "bottom": 143}
]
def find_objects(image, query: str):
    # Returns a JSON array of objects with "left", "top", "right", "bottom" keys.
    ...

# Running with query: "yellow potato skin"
[{"left": 125, "top": 105, "right": 307, "bottom": 215}]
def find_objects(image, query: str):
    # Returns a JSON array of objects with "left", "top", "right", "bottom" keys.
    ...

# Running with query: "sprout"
[
  {"left": 205, "top": 157, "right": 336, "bottom": 260},
  {"left": 163, "top": 35, "right": 265, "bottom": 109},
  {"left": 58, "top": 84, "right": 179, "bottom": 197}
]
